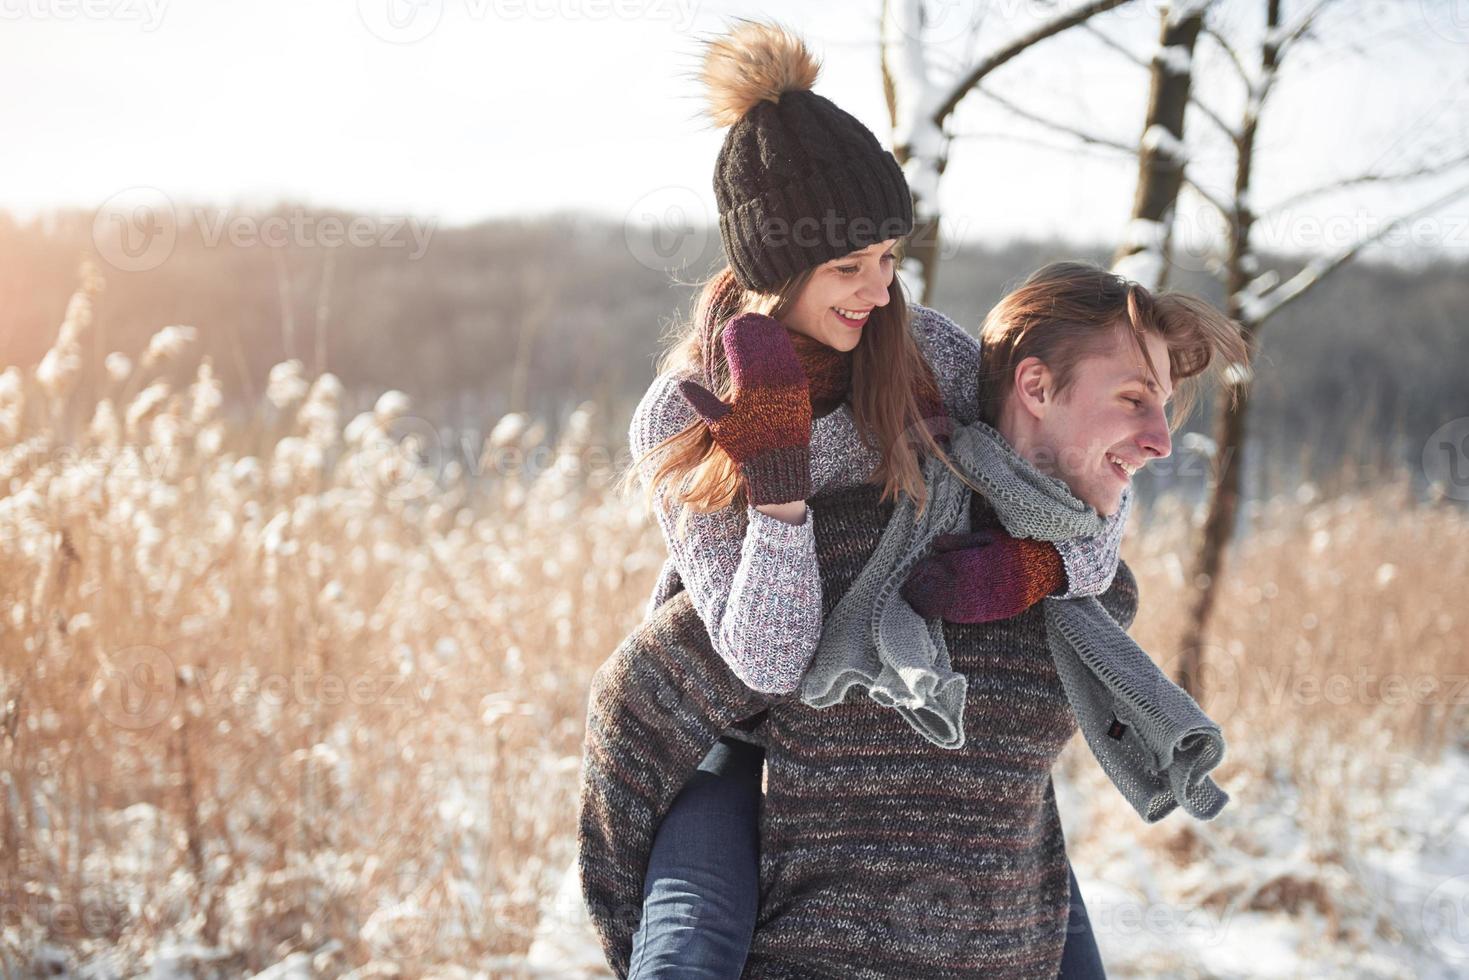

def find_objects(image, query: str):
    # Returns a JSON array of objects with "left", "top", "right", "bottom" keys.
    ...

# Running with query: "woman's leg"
[
  {"left": 626, "top": 735, "right": 764, "bottom": 980},
  {"left": 1057, "top": 859, "right": 1107, "bottom": 979}
]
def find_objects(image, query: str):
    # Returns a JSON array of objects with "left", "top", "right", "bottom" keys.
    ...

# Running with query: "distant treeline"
[{"left": 2, "top": 207, "right": 1465, "bottom": 503}]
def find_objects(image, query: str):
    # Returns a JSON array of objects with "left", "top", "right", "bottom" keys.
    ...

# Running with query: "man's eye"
[{"left": 1124, "top": 396, "right": 1144, "bottom": 407}]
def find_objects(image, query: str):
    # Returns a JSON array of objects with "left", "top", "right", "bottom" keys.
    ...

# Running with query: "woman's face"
[{"left": 780, "top": 238, "right": 899, "bottom": 351}]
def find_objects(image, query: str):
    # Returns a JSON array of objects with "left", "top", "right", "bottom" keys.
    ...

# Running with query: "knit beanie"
[{"left": 701, "top": 21, "right": 915, "bottom": 292}]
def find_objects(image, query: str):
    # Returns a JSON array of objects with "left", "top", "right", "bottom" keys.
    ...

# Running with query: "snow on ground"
[
  {"left": 1057, "top": 742, "right": 1469, "bottom": 978},
  {"left": 43, "top": 747, "right": 1465, "bottom": 978},
  {"left": 495, "top": 743, "right": 1469, "bottom": 978}
]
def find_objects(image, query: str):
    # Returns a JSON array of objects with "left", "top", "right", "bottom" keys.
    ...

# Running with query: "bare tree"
[
  {"left": 1112, "top": 2, "right": 1211, "bottom": 288},
  {"left": 909, "top": 0, "right": 1469, "bottom": 701},
  {"left": 879, "top": 0, "right": 1136, "bottom": 302},
  {"left": 1174, "top": 0, "right": 1469, "bottom": 697}
]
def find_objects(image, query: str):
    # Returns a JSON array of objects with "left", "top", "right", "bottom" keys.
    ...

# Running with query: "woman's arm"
[{"left": 628, "top": 371, "right": 823, "bottom": 695}]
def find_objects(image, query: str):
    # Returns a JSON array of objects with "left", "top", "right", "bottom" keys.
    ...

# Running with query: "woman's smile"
[{"left": 832, "top": 306, "right": 871, "bottom": 328}]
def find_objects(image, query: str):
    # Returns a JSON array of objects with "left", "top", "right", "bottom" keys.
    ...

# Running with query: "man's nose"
[{"left": 1140, "top": 408, "right": 1172, "bottom": 459}]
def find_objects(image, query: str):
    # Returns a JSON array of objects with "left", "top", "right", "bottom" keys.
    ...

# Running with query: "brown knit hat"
[{"left": 700, "top": 21, "right": 914, "bottom": 292}]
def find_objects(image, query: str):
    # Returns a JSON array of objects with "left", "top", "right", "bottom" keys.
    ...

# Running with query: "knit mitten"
[
  {"left": 900, "top": 529, "right": 1067, "bottom": 623},
  {"left": 677, "top": 313, "right": 814, "bottom": 507}
]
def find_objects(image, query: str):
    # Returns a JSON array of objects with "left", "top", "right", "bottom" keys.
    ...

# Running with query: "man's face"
[{"left": 1010, "top": 325, "right": 1174, "bottom": 516}]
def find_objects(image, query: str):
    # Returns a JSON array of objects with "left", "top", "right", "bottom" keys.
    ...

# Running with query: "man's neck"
[{"left": 995, "top": 409, "right": 1044, "bottom": 471}]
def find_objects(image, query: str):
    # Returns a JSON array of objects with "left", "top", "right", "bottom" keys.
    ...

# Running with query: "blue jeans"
[
  {"left": 626, "top": 737, "right": 1107, "bottom": 979},
  {"left": 627, "top": 735, "right": 764, "bottom": 979},
  {"left": 1058, "top": 860, "right": 1108, "bottom": 979}
]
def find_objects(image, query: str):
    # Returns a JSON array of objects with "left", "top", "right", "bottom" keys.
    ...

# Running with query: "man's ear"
[{"left": 1012, "top": 356, "right": 1052, "bottom": 422}]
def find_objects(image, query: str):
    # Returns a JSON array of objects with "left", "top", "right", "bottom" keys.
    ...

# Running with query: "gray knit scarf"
[{"left": 798, "top": 419, "right": 1230, "bottom": 824}]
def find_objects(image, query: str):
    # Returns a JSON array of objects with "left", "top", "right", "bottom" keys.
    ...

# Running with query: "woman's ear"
[{"left": 1012, "top": 356, "right": 1053, "bottom": 422}]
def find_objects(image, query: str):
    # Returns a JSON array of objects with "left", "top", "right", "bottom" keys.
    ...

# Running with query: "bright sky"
[{"left": 5, "top": 0, "right": 1468, "bottom": 263}]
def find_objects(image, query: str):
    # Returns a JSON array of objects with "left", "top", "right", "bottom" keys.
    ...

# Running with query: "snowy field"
[{"left": 5, "top": 271, "right": 1466, "bottom": 978}]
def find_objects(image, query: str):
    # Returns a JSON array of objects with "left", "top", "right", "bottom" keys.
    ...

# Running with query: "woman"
[{"left": 592, "top": 21, "right": 1130, "bottom": 978}]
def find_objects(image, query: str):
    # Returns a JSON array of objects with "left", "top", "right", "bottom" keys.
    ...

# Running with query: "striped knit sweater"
[
  {"left": 579, "top": 480, "right": 1140, "bottom": 978},
  {"left": 627, "top": 304, "right": 1133, "bottom": 700}
]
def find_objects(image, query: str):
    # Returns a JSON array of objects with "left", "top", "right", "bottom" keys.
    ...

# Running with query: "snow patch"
[
  {"left": 1141, "top": 124, "right": 1191, "bottom": 165},
  {"left": 1156, "top": 44, "right": 1193, "bottom": 76}
]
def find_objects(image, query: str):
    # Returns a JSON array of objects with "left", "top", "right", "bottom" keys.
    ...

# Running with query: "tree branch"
[
  {"left": 1270, "top": 0, "right": 1341, "bottom": 64},
  {"left": 934, "top": 0, "right": 1135, "bottom": 124},
  {"left": 976, "top": 85, "right": 1135, "bottom": 153},
  {"left": 1264, "top": 150, "right": 1469, "bottom": 216},
  {"left": 1243, "top": 178, "right": 1469, "bottom": 325},
  {"left": 976, "top": 84, "right": 1234, "bottom": 218},
  {"left": 1082, "top": 20, "right": 1238, "bottom": 140},
  {"left": 1201, "top": 24, "right": 1251, "bottom": 91}
]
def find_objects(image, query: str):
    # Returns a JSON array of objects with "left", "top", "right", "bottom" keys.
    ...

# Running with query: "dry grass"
[{"left": 3, "top": 266, "right": 1465, "bottom": 976}]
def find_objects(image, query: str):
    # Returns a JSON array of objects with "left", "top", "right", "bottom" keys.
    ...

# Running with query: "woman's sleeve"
[
  {"left": 626, "top": 372, "right": 823, "bottom": 695},
  {"left": 910, "top": 303, "right": 1132, "bottom": 599},
  {"left": 910, "top": 303, "right": 985, "bottom": 427}
]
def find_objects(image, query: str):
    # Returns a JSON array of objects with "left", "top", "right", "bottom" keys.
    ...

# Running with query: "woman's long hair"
[{"left": 619, "top": 261, "right": 963, "bottom": 539}]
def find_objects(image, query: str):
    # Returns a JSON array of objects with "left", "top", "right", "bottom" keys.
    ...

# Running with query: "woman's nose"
[{"left": 859, "top": 267, "right": 892, "bottom": 306}]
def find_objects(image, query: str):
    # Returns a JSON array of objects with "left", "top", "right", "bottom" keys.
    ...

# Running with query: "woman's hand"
[
  {"left": 900, "top": 529, "right": 1067, "bottom": 623},
  {"left": 677, "top": 313, "right": 814, "bottom": 507}
]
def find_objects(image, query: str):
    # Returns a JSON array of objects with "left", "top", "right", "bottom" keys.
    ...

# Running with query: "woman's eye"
[
  {"left": 881, "top": 252, "right": 895, "bottom": 263},
  {"left": 836, "top": 265, "right": 858, "bottom": 275},
  {"left": 1124, "top": 396, "right": 1144, "bottom": 407}
]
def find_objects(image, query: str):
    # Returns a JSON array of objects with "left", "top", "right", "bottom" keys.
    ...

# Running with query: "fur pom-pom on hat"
[
  {"left": 699, "top": 19, "right": 913, "bottom": 292},
  {"left": 700, "top": 20, "right": 820, "bottom": 128}
]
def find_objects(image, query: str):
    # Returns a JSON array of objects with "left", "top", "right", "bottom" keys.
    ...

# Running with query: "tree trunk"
[
  {"left": 1176, "top": 0, "right": 1280, "bottom": 701},
  {"left": 882, "top": 0, "right": 1135, "bottom": 305},
  {"left": 1112, "top": 6, "right": 1205, "bottom": 288}
]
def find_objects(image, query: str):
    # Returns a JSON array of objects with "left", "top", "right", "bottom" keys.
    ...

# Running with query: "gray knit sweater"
[{"left": 628, "top": 304, "right": 1131, "bottom": 697}]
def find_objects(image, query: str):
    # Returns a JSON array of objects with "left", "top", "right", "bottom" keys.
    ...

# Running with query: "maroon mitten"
[
  {"left": 901, "top": 529, "right": 1068, "bottom": 623},
  {"left": 677, "top": 313, "right": 814, "bottom": 506}
]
